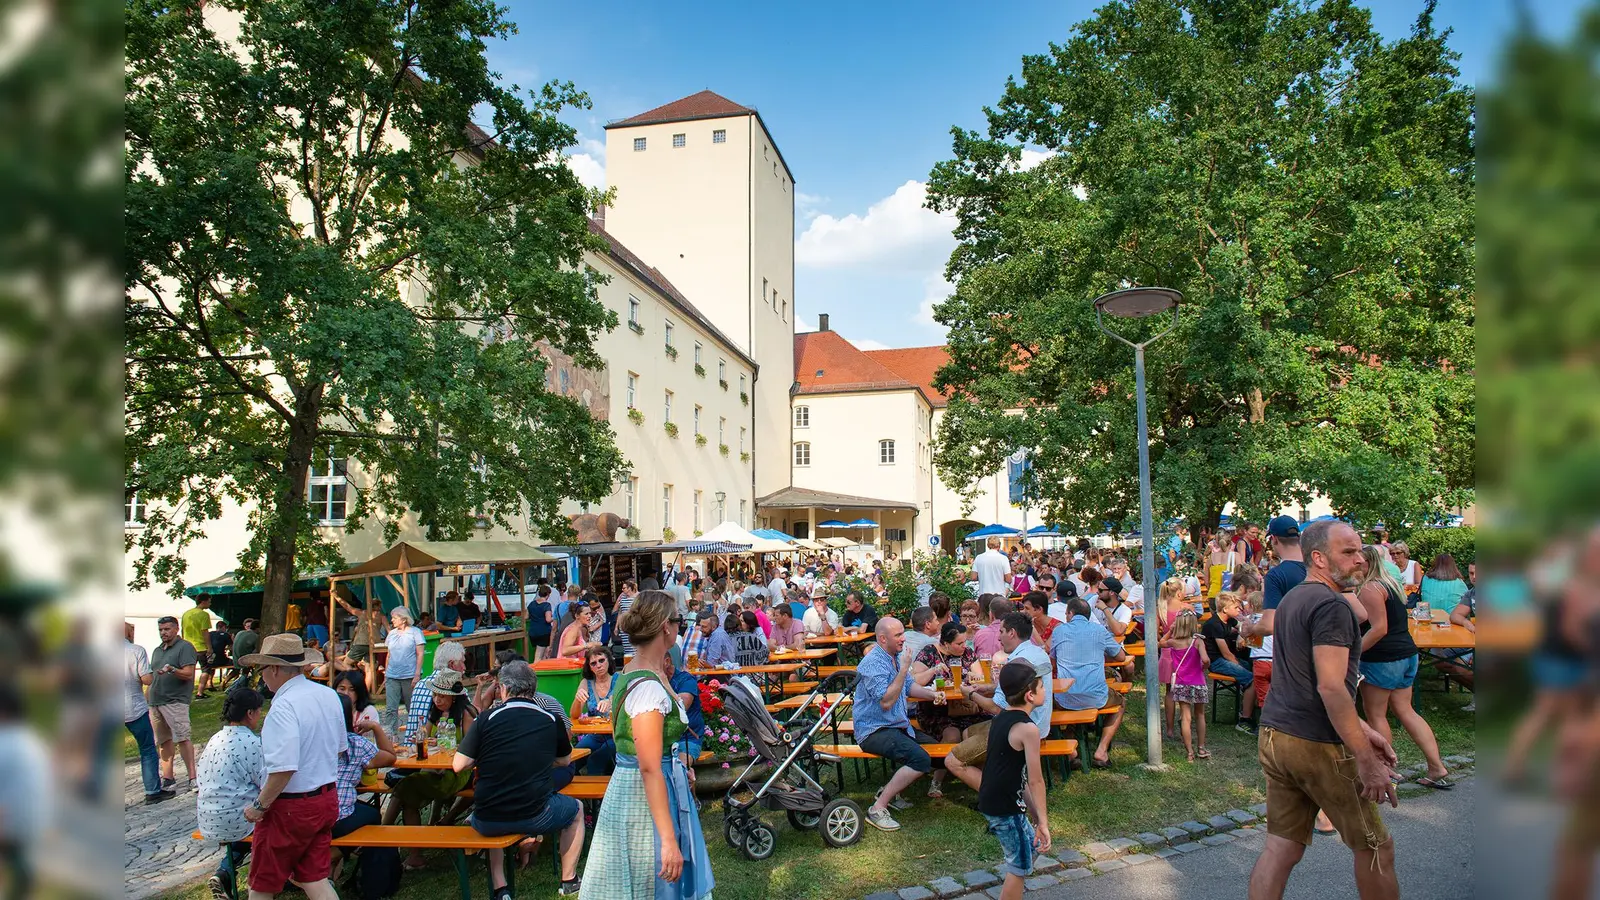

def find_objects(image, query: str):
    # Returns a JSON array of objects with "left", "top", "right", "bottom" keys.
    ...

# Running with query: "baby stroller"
[{"left": 715, "top": 671, "right": 864, "bottom": 860}]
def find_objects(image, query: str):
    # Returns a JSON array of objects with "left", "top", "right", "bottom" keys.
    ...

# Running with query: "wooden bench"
[
  {"left": 815, "top": 739, "right": 1080, "bottom": 787},
  {"left": 1207, "top": 672, "right": 1242, "bottom": 723},
  {"left": 817, "top": 665, "right": 855, "bottom": 677},
  {"left": 781, "top": 680, "right": 821, "bottom": 695}
]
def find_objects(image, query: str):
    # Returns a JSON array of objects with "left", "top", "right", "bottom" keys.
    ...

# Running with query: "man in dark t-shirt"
[
  {"left": 841, "top": 593, "right": 879, "bottom": 634},
  {"left": 455, "top": 661, "right": 583, "bottom": 896},
  {"left": 1249, "top": 520, "right": 1399, "bottom": 900}
]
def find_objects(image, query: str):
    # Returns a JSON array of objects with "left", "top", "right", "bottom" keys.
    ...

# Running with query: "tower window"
[
  {"left": 794, "top": 442, "right": 811, "bottom": 467},
  {"left": 672, "top": 133, "right": 685, "bottom": 148},
  {"left": 879, "top": 440, "right": 896, "bottom": 465},
  {"left": 713, "top": 129, "right": 726, "bottom": 144},
  {"left": 794, "top": 406, "right": 809, "bottom": 428},
  {"left": 633, "top": 137, "right": 646, "bottom": 152}
]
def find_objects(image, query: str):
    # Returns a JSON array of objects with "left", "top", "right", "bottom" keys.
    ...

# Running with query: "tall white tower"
[{"left": 603, "top": 91, "right": 796, "bottom": 504}]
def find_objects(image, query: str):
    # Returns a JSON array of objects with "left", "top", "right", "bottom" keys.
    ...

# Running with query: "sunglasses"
[{"left": 669, "top": 616, "right": 685, "bottom": 626}]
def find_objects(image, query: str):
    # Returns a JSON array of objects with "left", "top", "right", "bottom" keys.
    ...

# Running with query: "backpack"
[{"left": 353, "top": 845, "right": 403, "bottom": 899}]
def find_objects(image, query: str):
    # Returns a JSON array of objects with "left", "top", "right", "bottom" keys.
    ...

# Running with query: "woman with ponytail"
[{"left": 196, "top": 688, "right": 265, "bottom": 900}]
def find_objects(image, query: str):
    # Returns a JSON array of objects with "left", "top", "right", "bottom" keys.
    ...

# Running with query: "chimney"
[
  {"left": 818, "top": 313, "right": 830, "bottom": 332},
  {"left": 594, "top": 203, "right": 606, "bottom": 228}
]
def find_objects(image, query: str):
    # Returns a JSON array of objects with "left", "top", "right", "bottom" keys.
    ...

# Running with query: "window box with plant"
[
  {"left": 664, "top": 421, "right": 679, "bottom": 438},
  {"left": 739, "top": 391, "right": 749, "bottom": 406},
  {"left": 719, "top": 379, "right": 728, "bottom": 390},
  {"left": 624, "top": 525, "right": 640, "bottom": 539},
  {"left": 663, "top": 527, "right": 676, "bottom": 542},
  {"left": 694, "top": 363, "right": 705, "bottom": 377},
  {"left": 628, "top": 320, "right": 645, "bottom": 335},
  {"left": 695, "top": 433, "right": 707, "bottom": 447},
  {"left": 739, "top": 451, "right": 750, "bottom": 463},
  {"left": 665, "top": 344, "right": 678, "bottom": 360},
  {"left": 719, "top": 443, "right": 730, "bottom": 456},
  {"left": 627, "top": 408, "right": 644, "bottom": 425}
]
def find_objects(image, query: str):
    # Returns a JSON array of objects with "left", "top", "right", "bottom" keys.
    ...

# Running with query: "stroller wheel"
[
  {"left": 723, "top": 817, "right": 747, "bottom": 850},
  {"left": 787, "top": 809, "right": 821, "bottom": 831},
  {"left": 741, "top": 820, "right": 777, "bottom": 861},
  {"left": 819, "top": 797, "right": 865, "bottom": 848}
]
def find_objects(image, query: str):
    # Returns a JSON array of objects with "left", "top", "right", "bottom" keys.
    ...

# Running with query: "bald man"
[{"left": 851, "top": 617, "right": 948, "bottom": 832}]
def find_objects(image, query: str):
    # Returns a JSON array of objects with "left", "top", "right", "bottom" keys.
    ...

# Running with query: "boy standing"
[{"left": 979, "top": 661, "right": 1053, "bottom": 899}]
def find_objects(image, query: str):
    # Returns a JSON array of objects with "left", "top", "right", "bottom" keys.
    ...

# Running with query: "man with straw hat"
[{"left": 237, "top": 634, "right": 345, "bottom": 900}]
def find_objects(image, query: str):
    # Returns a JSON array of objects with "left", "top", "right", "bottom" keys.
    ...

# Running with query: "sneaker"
[
  {"left": 1461, "top": 702, "right": 1475, "bottom": 713},
  {"left": 160, "top": 777, "right": 178, "bottom": 792},
  {"left": 1236, "top": 720, "right": 1259, "bottom": 735},
  {"left": 866, "top": 807, "right": 901, "bottom": 831},
  {"left": 876, "top": 790, "right": 912, "bottom": 811},
  {"left": 144, "top": 790, "right": 177, "bottom": 806},
  {"left": 206, "top": 874, "right": 231, "bottom": 900},
  {"left": 558, "top": 878, "right": 582, "bottom": 896}
]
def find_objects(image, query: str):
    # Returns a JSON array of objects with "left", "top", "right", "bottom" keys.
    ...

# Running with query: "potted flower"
[
  {"left": 663, "top": 527, "right": 676, "bottom": 542},
  {"left": 692, "top": 680, "right": 766, "bottom": 794},
  {"left": 628, "top": 320, "right": 645, "bottom": 335},
  {"left": 664, "top": 421, "right": 679, "bottom": 438},
  {"left": 694, "top": 363, "right": 706, "bottom": 377},
  {"left": 665, "top": 344, "right": 679, "bottom": 359},
  {"left": 695, "top": 433, "right": 708, "bottom": 447},
  {"left": 624, "top": 525, "right": 640, "bottom": 539},
  {"left": 719, "top": 378, "right": 729, "bottom": 390},
  {"left": 719, "top": 443, "right": 730, "bottom": 456},
  {"left": 739, "top": 451, "right": 750, "bottom": 463},
  {"left": 627, "top": 408, "right": 644, "bottom": 425},
  {"left": 740, "top": 391, "right": 749, "bottom": 406}
]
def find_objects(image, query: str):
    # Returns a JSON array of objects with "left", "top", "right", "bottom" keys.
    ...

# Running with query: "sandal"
[
  {"left": 927, "top": 783, "right": 944, "bottom": 799},
  {"left": 1091, "top": 755, "right": 1112, "bottom": 769},
  {"left": 1195, "top": 748, "right": 1212, "bottom": 759},
  {"left": 1416, "top": 776, "right": 1454, "bottom": 791}
]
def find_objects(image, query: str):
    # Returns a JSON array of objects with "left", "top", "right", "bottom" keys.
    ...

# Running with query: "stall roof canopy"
[
  {"left": 334, "top": 541, "right": 559, "bottom": 579},
  {"left": 185, "top": 567, "right": 334, "bottom": 597},
  {"left": 699, "top": 522, "right": 797, "bottom": 554},
  {"left": 754, "top": 486, "right": 918, "bottom": 511},
  {"left": 539, "top": 540, "right": 662, "bottom": 556}
]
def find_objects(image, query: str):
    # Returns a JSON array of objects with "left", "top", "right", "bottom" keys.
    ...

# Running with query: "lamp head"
[{"left": 1093, "top": 287, "right": 1181, "bottom": 318}]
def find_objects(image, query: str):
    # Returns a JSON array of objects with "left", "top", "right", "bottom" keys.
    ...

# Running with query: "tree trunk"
[{"left": 260, "top": 394, "right": 321, "bottom": 634}]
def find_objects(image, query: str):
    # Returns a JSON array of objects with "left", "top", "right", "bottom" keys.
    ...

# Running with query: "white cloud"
[
  {"left": 917, "top": 273, "right": 956, "bottom": 328},
  {"left": 566, "top": 136, "right": 607, "bottom": 191},
  {"left": 795, "top": 191, "right": 828, "bottom": 224},
  {"left": 795, "top": 180, "right": 956, "bottom": 270},
  {"left": 853, "top": 337, "right": 892, "bottom": 351},
  {"left": 795, "top": 314, "right": 817, "bottom": 333},
  {"left": 1017, "top": 147, "right": 1051, "bottom": 171}
]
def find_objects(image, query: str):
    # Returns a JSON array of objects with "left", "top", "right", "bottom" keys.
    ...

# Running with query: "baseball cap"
[
  {"left": 1266, "top": 515, "right": 1300, "bottom": 538},
  {"left": 1102, "top": 577, "right": 1124, "bottom": 595}
]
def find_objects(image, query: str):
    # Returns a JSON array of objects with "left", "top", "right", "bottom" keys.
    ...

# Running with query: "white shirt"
[
  {"left": 1400, "top": 560, "right": 1420, "bottom": 588},
  {"left": 1046, "top": 602, "right": 1069, "bottom": 624},
  {"left": 125, "top": 640, "right": 151, "bottom": 723},
  {"left": 1092, "top": 604, "right": 1133, "bottom": 630},
  {"left": 903, "top": 631, "right": 938, "bottom": 659},
  {"left": 1067, "top": 575, "right": 1090, "bottom": 600},
  {"left": 261, "top": 674, "right": 346, "bottom": 793},
  {"left": 623, "top": 677, "right": 688, "bottom": 725},
  {"left": 1182, "top": 574, "right": 1202, "bottom": 598},
  {"left": 0, "top": 725, "right": 50, "bottom": 842},
  {"left": 802, "top": 606, "right": 840, "bottom": 637},
  {"left": 197, "top": 725, "right": 266, "bottom": 842},
  {"left": 1124, "top": 580, "right": 1145, "bottom": 612},
  {"left": 974, "top": 549, "right": 1012, "bottom": 597}
]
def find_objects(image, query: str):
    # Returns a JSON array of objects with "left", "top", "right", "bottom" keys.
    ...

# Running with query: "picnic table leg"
[
  {"left": 450, "top": 848, "right": 472, "bottom": 900},
  {"left": 1076, "top": 724, "right": 1091, "bottom": 774}
]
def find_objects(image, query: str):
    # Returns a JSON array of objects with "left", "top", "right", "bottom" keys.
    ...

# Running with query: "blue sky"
[{"left": 491, "top": 0, "right": 1585, "bottom": 350}]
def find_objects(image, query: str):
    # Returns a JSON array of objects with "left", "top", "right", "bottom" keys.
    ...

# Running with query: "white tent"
[{"left": 699, "top": 521, "right": 796, "bottom": 554}]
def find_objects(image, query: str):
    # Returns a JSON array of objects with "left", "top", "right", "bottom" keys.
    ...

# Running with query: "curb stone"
[
  {"left": 1154, "top": 846, "right": 1181, "bottom": 859},
  {"left": 1248, "top": 803, "right": 1267, "bottom": 816},
  {"left": 1053, "top": 849, "right": 1087, "bottom": 867},
  {"left": 1200, "top": 833, "right": 1236, "bottom": 846},
  {"left": 1059, "top": 868, "right": 1093, "bottom": 882},
  {"left": 1024, "top": 875, "right": 1059, "bottom": 890},
  {"left": 1083, "top": 840, "right": 1117, "bottom": 860},
  {"left": 898, "top": 887, "right": 935, "bottom": 900},
  {"left": 1179, "top": 820, "right": 1211, "bottom": 835},
  {"left": 928, "top": 876, "right": 965, "bottom": 896},
  {"left": 1091, "top": 859, "right": 1129, "bottom": 874},
  {"left": 1161, "top": 825, "right": 1191, "bottom": 843},
  {"left": 1123, "top": 853, "right": 1155, "bottom": 866},
  {"left": 1225, "top": 808, "right": 1258, "bottom": 824},
  {"left": 1134, "top": 831, "right": 1168, "bottom": 848},
  {"left": 1106, "top": 837, "right": 1140, "bottom": 854},
  {"left": 961, "top": 870, "right": 998, "bottom": 888},
  {"left": 1034, "top": 854, "right": 1063, "bottom": 874},
  {"left": 1207, "top": 814, "right": 1237, "bottom": 830}
]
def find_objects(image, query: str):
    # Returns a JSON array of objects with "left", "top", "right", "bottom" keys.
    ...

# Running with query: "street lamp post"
[{"left": 1093, "top": 286, "right": 1181, "bottom": 770}]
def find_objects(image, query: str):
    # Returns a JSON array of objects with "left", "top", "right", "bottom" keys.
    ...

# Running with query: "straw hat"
[
  {"left": 432, "top": 669, "right": 469, "bottom": 697},
  {"left": 236, "top": 632, "right": 325, "bottom": 668}
]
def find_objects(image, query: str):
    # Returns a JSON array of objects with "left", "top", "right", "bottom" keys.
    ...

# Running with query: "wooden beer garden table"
[
  {"left": 804, "top": 630, "right": 875, "bottom": 664},
  {"left": 767, "top": 647, "right": 836, "bottom": 678},
  {"left": 572, "top": 716, "right": 613, "bottom": 736},
  {"left": 686, "top": 662, "right": 804, "bottom": 700},
  {"left": 393, "top": 745, "right": 590, "bottom": 771}
]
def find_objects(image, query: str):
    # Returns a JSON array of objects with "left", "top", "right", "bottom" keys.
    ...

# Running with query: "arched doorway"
[{"left": 940, "top": 519, "right": 981, "bottom": 556}]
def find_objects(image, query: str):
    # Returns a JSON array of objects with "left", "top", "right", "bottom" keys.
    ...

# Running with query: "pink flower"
[
  {"left": 721, "top": 762, "right": 730, "bottom": 769},
  {"left": 720, "top": 730, "right": 731, "bottom": 741}
]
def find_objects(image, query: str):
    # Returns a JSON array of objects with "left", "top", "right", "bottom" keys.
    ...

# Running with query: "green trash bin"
[
  {"left": 420, "top": 631, "right": 442, "bottom": 679},
  {"left": 533, "top": 658, "right": 583, "bottom": 716}
]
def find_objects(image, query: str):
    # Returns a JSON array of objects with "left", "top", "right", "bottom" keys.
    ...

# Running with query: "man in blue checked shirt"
[
  {"left": 852, "top": 616, "right": 948, "bottom": 832},
  {"left": 692, "top": 610, "right": 737, "bottom": 666}
]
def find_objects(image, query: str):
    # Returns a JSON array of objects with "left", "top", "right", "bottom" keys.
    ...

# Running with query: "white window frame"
[
  {"left": 693, "top": 490, "right": 702, "bottom": 532},
  {"left": 739, "top": 374, "right": 746, "bottom": 395},
  {"left": 794, "top": 442, "right": 811, "bottom": 467},
  {"left": 879, "top": 439, "right": 896, "bottom": 465},
  {"left": 664, "top": 390, "right": 673, "bottom": 423},
  {"left": 663, "top": 484, "right": 673, "bottom": 529},
  {"left": 693, "top": 404, "right": 701, "bottom": 436},
  {"left": 739, "top": 499, "right": 747, "bottom": 527},
  {"left": 694, "top": 342, "right": 702, "bottom": 365},
  {"left": 794, "top": 406, "right": 809, "bottom": 428},
  {"left": 633, "top": 137, "right": 647, "bottom": 152},
  {"left": 718, "top": 360, "right": 727, "bottom": 382},
  {"left": 625, "top": 476, "right": 637, "bottom": 521},
  {"left": 713, "top": 129, "right": 726, "bottom": 144},
  {"left": 762, "top": 277, "right": 768, "bottom": 306},
  {"left": 739, "top": 427, "right": 746, "bottom": 453},
  {"left": 626, "top": 372, "right": 637, "bottom": 408},
  {"left": 628, "top": 296, "right": 639, "bottom": 324},
  {"left": 308, "top": 447, "right": 349, "bottom": 525},
  {"left": 781, "top": 299, "right": 787, "bottom": 321},
  {"left": 672, "top": 132, "right": 686, "bottom": 148},
  {"left": 664, "top": 320, "right": 674, "bottom": 348},
  {"left": 718, "top": 417, "right": 725, "bottom": 446},
  {"left": 125, "top": 491, "right": 146, "bottom": 526}
]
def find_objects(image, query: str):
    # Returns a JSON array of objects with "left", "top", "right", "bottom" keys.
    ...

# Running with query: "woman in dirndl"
[{"left": 581, "top": 590, "right": 714, "bottom": 900}]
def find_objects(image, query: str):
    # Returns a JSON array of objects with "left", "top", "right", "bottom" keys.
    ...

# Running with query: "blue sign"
[
  {"left": 1007, "top": 451, "right": 1031, "bottom": 506},
  {"left": 928, "top": 535, "right": 940, "bottom": 547}
]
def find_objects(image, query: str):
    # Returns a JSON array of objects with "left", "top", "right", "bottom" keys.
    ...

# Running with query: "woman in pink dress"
[{"left": 1154, "top": 577, "right": 1186, "bottom": 741}]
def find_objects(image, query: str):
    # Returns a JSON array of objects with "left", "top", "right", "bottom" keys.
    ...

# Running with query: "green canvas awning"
[{"left": 184, "top": 567, "right": 334, "bottom": 597}]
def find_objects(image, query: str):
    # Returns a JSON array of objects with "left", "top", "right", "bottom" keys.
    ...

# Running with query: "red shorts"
[
  {"left": 1253, "top": 659, "right": 1273, "bottom": 708},
  {"left": 248, "top": 785, "right": 338, "bottom": 893}
]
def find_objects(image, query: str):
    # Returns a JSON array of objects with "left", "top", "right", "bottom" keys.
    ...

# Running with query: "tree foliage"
[
  {"left": 126, "top": 0, "right": 626, "bottom": 630},
  {"left": 926, "top": 0, "right": 1474, "bottom": 535}
]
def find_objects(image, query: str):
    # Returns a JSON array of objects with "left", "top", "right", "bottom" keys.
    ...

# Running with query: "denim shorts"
[
  {"left": 859, "top": 727, "right": 932, "bottom": 773},
  {"left": 677, "top": 736, "right": 703, "bottom": 761},
  {"left": 1209, "top": 657, "right": 1254, "bottom": 686},
  {"left": 1533, "top": 654, "right": 1586, "bottom": 690},
  {"left": 984, "top": 813, "right": 1035, "bottom": 877},
  {"left": 470, "top": 793, "right": 580, "bottom": 838},
  {"left": 1357, "top": 655, "right": 1419, "bottom": 691}
]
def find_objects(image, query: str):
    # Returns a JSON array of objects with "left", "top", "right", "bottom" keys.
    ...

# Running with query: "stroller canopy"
[{"left": 718, "top": 677, "right": 789, "bottom": 763}]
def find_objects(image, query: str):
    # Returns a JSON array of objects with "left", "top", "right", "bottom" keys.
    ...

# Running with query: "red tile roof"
[
  {"left": 607, "top": 91, "right": 754, "bottom": 128},
  {"left": 863, "top": 346, "right": 953, "bottom": 408},
  {"left": 794, "top": 331, "right": 916, "bottom": 397}
]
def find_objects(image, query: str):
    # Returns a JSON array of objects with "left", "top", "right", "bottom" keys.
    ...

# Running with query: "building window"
[
  {"left": 739, "top": 427, "right": 746, "bottom": 453},
  {"left": 125, "top": 491, "right": 146, "bottom": 526},
  {"left": 794, "top": 406, "right": 809, "bottom": 428},
  {"left": 718, "top": 417, "right": 725, "bottom": 445},
  {"left": 672, "top": 133, "right": 685, "bottom": 148},
  {"left": 693, "top": 490, "right": 702, "bottom": 532},
  {"left": 626, "top": 372, "right": 637, "bottom": 408},
  {"left": 664, "top": 320, "right": 674, "bottom": 348},
  {"left": 693, "top": 405, "right": 701, "bottom": 435},
  {"left": 633, "top": 137, "right": 646, "bottom": 152},
  {"left": 713, "top": 129, "right": 726, "bottom": 144},
  {"left": 739, "top": 499, "right": 747, "bottom": 527},
  {"left": 879, "top": 439, "right": 896, "bottom": 465},
  {"left": 625, "top": 476, "right": 637, "bottom": 520},
  {"left": 628, "top": 296, "right": 639, "bottom": 325},
  {"left": 794, "top": 442, "right": 811, "bottom": 467},
  {"left": 772, "top": 289, "right": 778, "bottom": 308},
  {"left": 781, "top": 299, "right": 787, "bottom": 321},
  {"left": 664, "top": 390, "right": 673, "bottom": 423},
  {"left": 662, "top": 484, "right": 673, "bottom": 529},
  {"left": 308, "top": 448, "right": 349, "bottom": 524},
  {"left": 739, "top": 374, "right": 746, "bottom": 396},
  {"left": 694, "top": 342, "right": 702, "bottom": 365},
  {"left": 762, "top": 277, "right": 768, "bottom": 306},
  {"left": 718, "top": 360, "right": 726, "bottom": 382}
]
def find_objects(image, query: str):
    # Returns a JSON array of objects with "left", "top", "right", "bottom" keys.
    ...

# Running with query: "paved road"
[
  {"left": 124, "top": 761, "right": 212, "bottom": 900},
  {"left": 1033, "top": 779, "right": 1473, "bottom": 900}
]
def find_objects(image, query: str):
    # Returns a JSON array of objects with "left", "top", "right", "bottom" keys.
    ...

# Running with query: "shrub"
[
  {"left": 628, "top": 321, "right": 645, "bottom": 335},
  {"left": 665, "top": 344, "right": 678, "bottom": 359},
  {"left": 1395, "top": 525, "right": 1475, "bottom": 567},
  {"left": 739, "top": 451, "right": 750, "bottom": 462},
  {"left": 663, "top": 527, "right": 676, "bottom": 542},
  {"left": 740, "top": 391, "right": 749, "bottom": 406}
]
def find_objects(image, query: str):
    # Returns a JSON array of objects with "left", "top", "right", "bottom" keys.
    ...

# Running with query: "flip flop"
[
  {"left": 1314, "top": 825, "right": 1338, "bottom": 836},
  {"left": 1091, "top": 756, "right": 1112, "bottom": 769},
  {"left": 1195, "top": 749, "right": 1212, "bottom": 759},
  {"left": 1417, "top": 776, "right": 1455, "bottom": 791}
]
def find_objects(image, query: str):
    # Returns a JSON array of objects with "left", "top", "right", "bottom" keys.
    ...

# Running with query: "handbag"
[{"left": 1169, "top": 640, "right": 1196, "bottom": 690}]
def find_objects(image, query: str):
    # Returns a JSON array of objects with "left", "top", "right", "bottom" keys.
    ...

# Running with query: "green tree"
[
  {"left": 926, "top": 0, "right": 1474, "bottom": 536},
  {"left": 126, "top": 0, "right": 626, "bottom": 631}
]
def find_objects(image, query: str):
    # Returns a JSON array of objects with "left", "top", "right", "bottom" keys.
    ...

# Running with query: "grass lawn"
[
  {"left": 149, "top": 667, "right": 1475, "bottom": 900},
  {"left": 126, "top": 687, "right": 231, "bottom": 762}
]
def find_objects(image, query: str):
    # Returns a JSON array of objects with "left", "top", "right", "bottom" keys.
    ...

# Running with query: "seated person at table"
[
  {"left": 382, "top": 669, "right": 479, "bottom": 867},
  {"left": 694, "top": 610, "right": 738, "bottom": 667},
  {"left": 436, "top": 591, "right": 465, "bottom": 635},
  {"left": 489, "top": 650, "right": 579, "bottom": 789},
  {"left": 945, "top": 613, "right": 1059, "bottom": 792},
  {"left": 803, "top": 590, "right": 841, "bottom": 637},
  {"left": 571, "top": 646, "right": 617, "bottom": 775},
  {"left": 1436, "top": 588, "right": 1475, "bottom": 691},
  {"left": 1051, "top": 597, "right": 1127, "bottom": 769},
  {"left": 972, "top": 595, "right": 1011, "bottom": 659},
  {"left": 959, "top": 600, "right": 982, "bottom": 631},
  {"left": 733, "top": 610, "right": 770, "bottom": 667},
  {"left": 769, "top": 603, "right": 808, "bottom": 654},
  {"left": 903, "top": 607, "right": 941, "bottom": 659},
  {"left": 330, "top": 694, "right": 399, "bottom": 890},
  {"left": 841, "top": 592, "right": 880, "bottom": 635},
  {"left": 914, "top": 622, "right": 985, "bottom": 798},
  {"left": 853, "top": 617, "right": 948, "bottom": 832},
  {"left": 455, "top": 660, "right": 584, "bottom": 899},
  {"left": 197, "top": 688, "right": 265, "bottom": 900},
  {"left": 666, "top": 649, "right": 706, "bottom": 781},
  {"left": 1201, "top": 592, "right": 1257, "bottom": 732},
  {"left": 1023, "top": 591, "right": 1057, "bottom": 649}
]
